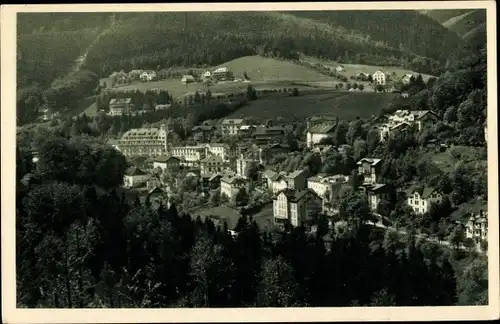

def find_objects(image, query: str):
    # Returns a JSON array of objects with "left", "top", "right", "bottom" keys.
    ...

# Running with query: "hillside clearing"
[
  {"left": 300, "top": 55, "right": 435, "bottom": 81},
  {"left": 228, "top": 91, "right": 395, "bottom": 121},
  {"left": 427, "top": 145, "right": 487, "bottom": 173}
]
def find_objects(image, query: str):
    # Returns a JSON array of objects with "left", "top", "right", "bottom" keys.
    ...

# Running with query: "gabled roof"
[
  {"left": 411, "top": 110, "right": 438, "bottom": 120},
  {"left": 153, "top": 155, "right": 180, "bottom": 163},
  {"left": 390, "top": 122, "right": 411, "bottom": 130},
  {"left": 308, "top": 123, "right": 336, "bottom": 134},
  {"left": 202, "top": 155, "right": 223, "bottom": 163},
  {"left": 288, "top": 169, "right": 306, "bottom": 179},
  {"left": 253, "top": 126, "right": 285, "bottom": 136},
  {"left": 222, "top": 118, "right": 244, "bottom": 125},
  {"left": 274, "top": 188, "right": 319, "bottom": 203},
  {"left": 221, "top": 175, "right": 246, "bottom": 185},
  {"left": 125, "top": 166, "right": 148, "bottom": 176},
  {"left": 356, "top": 158, "right": 382, "bottom": 166},
  {"left": 109, "top": 98, "right": 132, "bottom": 105},
  {"left": 262, "top": 170, "right": 278, "bottom": 180},
  {"left": 148, "top": 187, "right": 164, "bottom": 195},
  {"left": 363, "top": 183, "right": 387, "bottom": 193},
  {"left": 192, "top": 125, "right": 215, "bottom": 131},
  {"left": 406, "top": 185, "right": 440, "bottom": 199}
]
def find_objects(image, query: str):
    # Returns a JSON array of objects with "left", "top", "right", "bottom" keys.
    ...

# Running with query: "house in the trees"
[
  {"left": 273, "top": 188, "right": 322, "bottom": 229},
  {"left": 451, "top": 199, "right": 488, "bottom": 245},
  {"left": 307, "top": 174, "right": 349, "bottom": 198},
  {"left": 258, "top": 143, "right": 290, "bottom": 165},
  {"left": 406, "top": 186, "right": 443, "bottom": 215},
  {"left": 192, "top": 125, "right": 216, "bottom": 142},
  {"left": 152, "top": 156, "right": 181, "bottom": 172},
  {"left": 236, "top": 154, "right": 257, "bottom": 178},
  {"left": 123, "top": 166, "right": 151, "bottom": 188},
  {"left": 252, "top": 126, "right": 286, "bottom": 145},
  {"left": 372, "top": 70, "right": 387, "bottom": 85},
  {"left": 200, "top": 155, "right": 224, "bottom": 174},
  {"left": 359, "top": 183, "right": 390, "bottom": 212},
  {"left": 335, "top": 65, "right": 344, "bottom": 72},
  {"left": 212, "top": 67, "right": 233, "bottom": 81},
  {"left": 401, "top": 73, "right": 415, "bottom": 85},
  {"left": 200, "top": 173, "right": 222, "bottom": 190},
  {"left": 220, "top": 175, "right": 247, "bottom": 200},
  {"left": 306, "top": 123, "right": 336, "bottom": 148},
  {"left": 357, "top": 158, "right": 383, "bottom": 185},
  {"left": 204, "top": 143, "right": 236, "bottom": 163},
  {"left": 375, "top": 109, "right": 439, "bottom": 141},
  {"left": 140, "top": 71, "right": 157, "bottom": 82},
  {"left": 181, "top": 75, "right": 196, "bottom": 84},
  {"left": 109, "top": 98, "right": 133, "bottom": 116},
  {"left": 221, "top": 119, "right": 244, "bottom": 136},
  {"left": 238, "top": 125, "right": 257, "bottom": 137},
  {"left": 267, "top": 169, "right": 308, "bottom": 194},
  {"left": 118, "top": 125, "right": 170, "bottom": 157},
  {"left": 202, "top": 70, "right": 212, "bottom": 79},
  {"left": 155, "top": 104, "right": 171, "bottom": 111}
]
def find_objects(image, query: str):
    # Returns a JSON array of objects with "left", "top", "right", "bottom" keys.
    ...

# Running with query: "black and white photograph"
[{"left": 1, "top": 2, "right": 499, "bottom": 323}]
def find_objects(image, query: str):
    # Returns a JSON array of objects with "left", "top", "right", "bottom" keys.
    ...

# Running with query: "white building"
[
  {"left": 118, "top": 125, "right": 170, "bottom": 157},
  {"left": 140, "top": 71, "right": 157, "bottom": 82},
  {"left": 181, "top": 75, "right": 195, "bottom": 84},
  {"left": 372, "top": 70, "right": 387, "bottom": 85},
  {"left": 221, "top": 119, "right": 244, "bottom": 136},
  {"left": 406, "top": 186, "right": 443, "bottom": 215},
  {"left": 200, "top": 155, "right": 224, "bottom": 174},
  {"left": 220, "top": 175, "right": 247, "bottom": 200},
  {"left": 155, "top": 104, "right": 171, "bottom": 111},
  {"left": 212, "top": 67, "right": 233, "bottom": 81},
  {"left": 307, "top": 174, "right": 349, "bottom": 198},
  {"left": 108, "top": 98, "right": 133, "bottom": 116},
  {"left": 170, "top": 146, "right": 207, "bottom": 167},
  {"left": 273, "top": 188, "right": 322, "bottom": 228},
  {"left": 203, "top": 143, "right": 235, "bottom": 162},
  {"left": 306, "top": 123, "right": 336, "bottom": 148},
  {"left": 264, "top": 169, "right": 308, "bottom": 194},
  {"left": 357, "top": 158, "right": 383, "bottom": 185},
  {"left": 375, "top": 109, "right": 439, "bottom": 142},
  {"left": 236, "top": 154, "right": 257, "bottom": 178},
  {"left": 123, "top": 167, "right": 151, "bottom": 188}
]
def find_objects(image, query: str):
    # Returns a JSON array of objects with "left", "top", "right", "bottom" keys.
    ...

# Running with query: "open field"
[
  {"left": 215, "top": 55, "right": 337, "bottom": 82},
  {"left": 427, "top": 145, "right": 487, "bottom": 173},
  {"left": 300, "top": 55, "right": 435, "bottom": 81},
  {"left": 228, "top": 91, "right": 395, "bottom": 121}
]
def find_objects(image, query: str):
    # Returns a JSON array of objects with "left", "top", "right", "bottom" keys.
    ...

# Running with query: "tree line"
[{"left": 16, "top": 133, "right": 460, "bottom": 307}]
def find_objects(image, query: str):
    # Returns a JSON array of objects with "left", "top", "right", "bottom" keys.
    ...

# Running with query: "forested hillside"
[
  {"left": 288, "top": 11, "right": 462, "bottom": 63},
  {"left": 82, "top": 11, "right": 461, "bottom": 77},
  {"left": 442, "top": 10, "right": 486, "bottom": 37},
  {"left": 420, "top": 9, "right": 472, "bottom": 24}
]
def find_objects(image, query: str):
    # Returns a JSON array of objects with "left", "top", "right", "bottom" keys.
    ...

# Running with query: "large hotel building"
[{"left": 117, "top": 125, "right": 169, "bottom": 157}]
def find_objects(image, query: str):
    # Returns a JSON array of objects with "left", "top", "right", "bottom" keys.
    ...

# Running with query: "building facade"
[
  {"left": 118, "top": 125, "right": 169, "bottom": 157},
  {"left": 200, "top": 155, "right": 224, "bottom": 174},
  {"left": 306, "top": 123, "right": 336, "bottom": 148},
  {"left": 221, "top": 119, "right": 244, "bottom": 136},
  {"left": 123, "top": 167, "right": 151, "bottom": 188},
  {"left": 357, "top": 158, "right": 383, "bottom": 185},
  {"left": 273, "top": 189, "right": 322, "bottom": 228},
  {"left": 372, "top": 71, "right": 386, "bottom": 85},
  {"left": 406, "top": 187, "right": 443, "bottom": 214},
  {"left": 220, "top": 175, "right": 247, "bottom": 200},
  {"left": 109, "top": 98, "right": 133, "bottom": 116},
  {"left": 152, "top": 156, "right": 181, "bottom": 171}
]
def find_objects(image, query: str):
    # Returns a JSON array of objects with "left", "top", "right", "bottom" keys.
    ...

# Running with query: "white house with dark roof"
[
  {"left": 372, "top": 71, "right": 387, "bottom": 85},
  {"left": 140, "top": 71, "right": 157, "bottom": 82},
  {"left": 109, "top": 98, "right": 133, "bottom": 116},
  {"left": 376, "top": 110, "right": 439, "bottom": 142},
  {"left": 357, "top": 158, "right": 383, "bottom": 185},
  {"left": 306, "top": 123, "right": 336, "bottom": 148},
  {"left": 152, "top": 156, "right": 181, "bottom": 171},
  {"left": 200, "top": 155, "right": 224, "bottom": 174},
  {"left": 406, "top": 186, "right": 443, "bottom": 214},
  {"left": 451, "top": 199, "right": 488, "bottom": 245},
  {"left": 221, "top": 119, "right": 244, "bottom": 136},
  {"left": 123, "top": 167, "right": 151, "bottom": 188},
  {"left": 220, "top": 175, "right": 247, "bottom": 200},
  {"left": 273, "top": 188, "right": 322, "bottom": 228},
  {"left": 264, "top": 169, "right": 308, "bottom": 194},
  {"left": 359, "top": 183, "right": 390, "bottom": 211}
]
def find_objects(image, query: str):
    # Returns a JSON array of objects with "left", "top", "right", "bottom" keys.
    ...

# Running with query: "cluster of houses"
[
  {"left": 112, "top": 110, "right": 488, "bottom": 248},
  {"left": 106, "top": 97, "right": 172, "bottom": 117}
]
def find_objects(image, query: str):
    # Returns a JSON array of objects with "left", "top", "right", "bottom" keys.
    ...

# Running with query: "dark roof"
[
  {"left": 406, "top": 185, "right": 440, "bottom": 199},
  {"left": 192, "top": 125, "right": 215, "bottom": 132},
  {"left": 274, "top": 188, "right": 319, "bottom": 203},
  {"left": 125, "top": 166, "right": 148, "bottom": 176},
  {"left": 308, "top": 123, "right": 336, "bottom": 134},
  {"left": 153, "top": 156, "right": 180, "bottom": 163},
  {"left": 253, "top": 126, "right": 285, "bottom": 136}
]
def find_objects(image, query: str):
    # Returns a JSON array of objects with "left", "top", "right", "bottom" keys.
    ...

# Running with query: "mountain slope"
[
  {"left": 420, "top": 9, "right": 472, "bottom": 24},
  {"left": 442, "top": 9, "right": 486, "bottom": 37},
  {"left": 287, "top": 10, "right": 462, "bottom": 62},
  {"left": 82, "top": 11, "right": 461, "bottom": 77}
]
